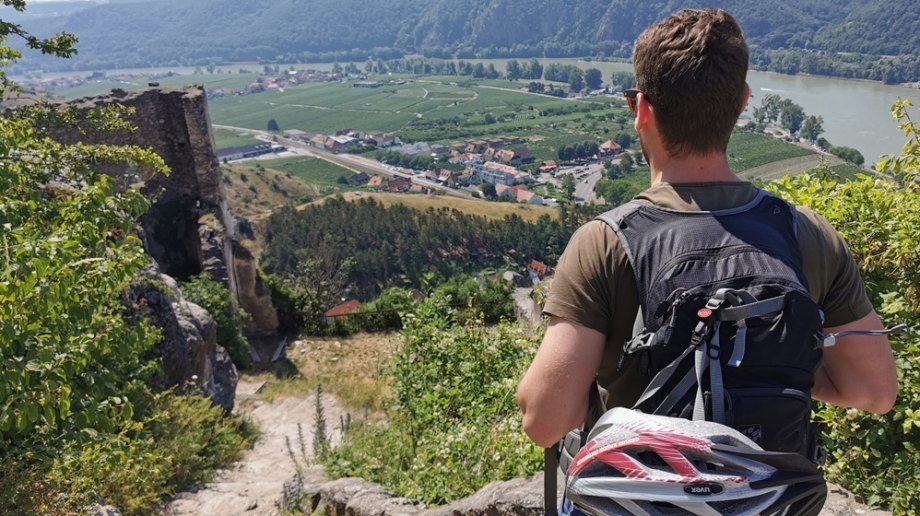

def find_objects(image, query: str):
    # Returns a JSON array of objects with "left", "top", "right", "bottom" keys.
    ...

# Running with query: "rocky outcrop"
[
  {"left": 123, "top": 267, "right": 238, "bottom": 411},
  {"left": 283, "top": 466, "right": 889, "bottom": 516},
  {"left": 59, "top": 86, "right": 279, "bottom": 335},
  {"left": 232, "top": 240, "right": 279, "bottom": 333}
]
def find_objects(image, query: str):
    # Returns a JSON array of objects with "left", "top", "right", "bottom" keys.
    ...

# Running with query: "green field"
[
  {"left": 258, "top": 156, "right": 355, "bottom": 187},
  {"left": 208, "top": 78, "right": 630, "bottom": 163},
  {"left": 213, "top": 128, "right": 262, "bottom": 149},
  {"left": 726, "top": 132, "right": 815, "bottom": 172}
]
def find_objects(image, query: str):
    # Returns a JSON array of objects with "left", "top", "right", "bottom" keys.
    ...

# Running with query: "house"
[
  {"left": 283, "top": 129, "right": 312, "bottom": 141},
  {"left": 495, "top": 184, "right": 542, "bottom": 204},
  {"left": 409, "top": 184, "right": 428, "bottom": 194},
  {"left": 494, "top": 147, "right": 534, "bottom": 166},
  {"left": 540, "top": 160, "right": 559, "bottom": 173},
  {"left": 599, "top": 139, "right": 624, "bottom": 157},
  {"left": 475, "top": 161, "right": 531, "bottom": 186},
  {"left": 387, "top": 177, "right": 410, "bottom": 192},
  {"left": 371, "top": 133, "right": 400, "bottom": 147},
  {"left": 393, "top": 142, "right": 432, "bottom": 157},
  {"left": 514, "top": 188, "right": 543, "bottom": 205},
  {"left": 527, "top": 259, "right": 553, "bottom": 282},
  {"left": 323, "top": 300, "right": 361, "bottom": 324},
  {"left": 348, "top": 172, "right": 370, "bottom": 186},
  {"left": 310, "top": 134, "right": 329, "bottom": 150},
  {"left": 368, "top": 176, "right": 387, "bottom": 188}
]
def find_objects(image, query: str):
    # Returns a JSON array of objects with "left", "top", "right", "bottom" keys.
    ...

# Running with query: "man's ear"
[
  {"left": 635, "top": 92, "right": 654, "bottom": 131},
  {"left": 740, "top": 83, "right": 751, "bottom": 114}
]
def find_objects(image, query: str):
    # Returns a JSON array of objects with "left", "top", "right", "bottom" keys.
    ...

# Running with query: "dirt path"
[{"left": 163, "top": 379, "right": 345, "bottom": 516}]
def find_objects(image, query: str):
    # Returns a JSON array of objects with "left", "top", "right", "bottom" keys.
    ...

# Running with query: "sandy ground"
[{"left": 162, "top": 379, "right": 345, "bottom": 515}]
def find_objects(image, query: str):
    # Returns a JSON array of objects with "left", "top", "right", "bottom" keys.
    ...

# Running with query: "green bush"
[
  {"left": 44, "top": 393, "right": 257, "bottom": 514},
  {"left": 322, "top": 294, "right": 542, "bottom": 504},
  {"left": 765, "top": 100, "right": 919, "bottom": 513},
  {"left": 181, "top": 273, "right": 251, "bottom": 369}
]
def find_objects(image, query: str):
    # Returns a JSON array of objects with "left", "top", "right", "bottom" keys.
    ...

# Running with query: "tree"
[
  {"left": 800, "top": 115, "right": 824, "bottom": 142},
  {"left": 527, "top": 58, "right": 543, "bottom": 80},
  {"left": 584, "top": 68, "right": 603, "bottom": 90},
  {"left": 483, "top": 113, "right": 496, "bottom": 124},
  {"left": 561, "top": 173, "right": 576, "bottom": 200},
  {"left": 506, "top": 59, "right": 522, "bottom": 81},
  {"left": 761, "top": 93, "right": 781, "bottom": 123},
  {"left": 779, "top": 100, "right": 806, "bottom": 135},
  {"left": 568, "top": 68, "right": 584, "bottom": 93},
  {"left": 0, "top": 5, "right": 168, "bottom": 444},
  {"left": 609, "top": 71, "right": 635, "bottom": 90},
  {"left": 830, "top": 146, "right": 865, "bottom": 166},
  {"left": 267, "top": 118, "right": 280, "bottom": 132},
  {"left": 481, "top": 182, "right": 497, "bottom": 199}
]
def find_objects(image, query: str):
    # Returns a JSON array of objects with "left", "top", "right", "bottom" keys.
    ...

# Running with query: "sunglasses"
[{"left": 623, "top": 89, "right": 642, "bottom": 115}]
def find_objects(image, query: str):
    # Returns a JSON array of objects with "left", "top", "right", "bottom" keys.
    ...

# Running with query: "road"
[
  {"left": 554, "top": 161, "right": 609, "bottom": 203},
  {"left": 212, "top": 124, "right": 474, "bottom": 199}
]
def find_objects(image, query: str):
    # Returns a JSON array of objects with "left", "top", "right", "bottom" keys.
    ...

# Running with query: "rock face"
[
  {"left": 58, "top": 86, "right": 279, "bottom": 336},
  {"left": 123, "top": 268, "right": 238, "bottom": 411},
  {"left": 232, "top": 240, "right": 280, "bottom": 333}
]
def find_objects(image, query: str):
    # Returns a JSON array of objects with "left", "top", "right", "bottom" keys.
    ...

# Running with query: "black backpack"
[
  {"left": 546, "top": 191, "right": 824, "bottom": 514},
  {"left": 544, "top": 190, "right": 908, "bottom": 514},
  {"left": 597, "top": 190, "right": 826, "bottom": 456}
]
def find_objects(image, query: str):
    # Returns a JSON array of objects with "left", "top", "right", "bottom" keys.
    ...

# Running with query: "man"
[{"left": 516, "top": 8, "right": 897, "bottom": 450}]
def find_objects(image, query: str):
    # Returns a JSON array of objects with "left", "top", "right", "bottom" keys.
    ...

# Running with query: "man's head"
[{"left": 632, "top": 9, "right": 749, "bottom": 159}]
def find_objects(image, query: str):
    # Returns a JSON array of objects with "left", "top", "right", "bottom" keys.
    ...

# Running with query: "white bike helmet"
[{"left": 566, "top": 408, "right": 826, "bottom": 515}]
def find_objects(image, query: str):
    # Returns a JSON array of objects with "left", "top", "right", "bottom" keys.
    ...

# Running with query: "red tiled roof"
[{"left": 324, "top": 300, "right": 361, "bottom": 318}]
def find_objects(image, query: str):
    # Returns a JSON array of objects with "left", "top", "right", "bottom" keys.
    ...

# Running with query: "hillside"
[{"left": 13, "top": 0, "right": 917, "bottom": 74}]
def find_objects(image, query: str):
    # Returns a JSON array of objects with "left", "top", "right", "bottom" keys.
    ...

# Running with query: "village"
[{"left": 217, "top": 126, "right": 627, "bottom": 205}]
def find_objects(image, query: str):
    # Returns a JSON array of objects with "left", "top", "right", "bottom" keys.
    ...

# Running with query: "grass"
[
  {"left": 214, "top": 128, "right": 261, "bottom": 149},
  {"left": 314, "top": 191, "right": 558, "bottom": 223},
  {"left": 222, "top": 163, "right": 315, "bottom": 222},
  {"left": 259, "top": 156, "right": 355, "bottom": 187},
  {"left": 726, "top": 132, "right": 815, "bottom": 173},
  {"left": 248, "top": 333, "right": 400, "bottom": 416}
]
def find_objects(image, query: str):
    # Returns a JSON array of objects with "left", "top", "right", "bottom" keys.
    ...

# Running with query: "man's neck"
[{"left": 650, "top": 152, "right": 742, "bottom": 185}]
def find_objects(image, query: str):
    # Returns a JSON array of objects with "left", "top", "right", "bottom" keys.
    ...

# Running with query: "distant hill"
[{"left": 13, "top": 0, "right": 919, "bottom": 72}]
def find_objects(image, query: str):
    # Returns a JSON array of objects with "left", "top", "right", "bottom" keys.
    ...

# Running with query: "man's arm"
[
  {"left": 517, "top": 316, "right": 606, "bottom": 448},
  {"left": 813, "top": 310, "right": 898, "bottom": 414}
]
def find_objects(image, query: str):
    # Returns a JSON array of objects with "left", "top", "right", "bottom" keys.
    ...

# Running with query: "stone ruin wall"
[{"left": 62, "top": 86, "right": 278, "bottom": 333}]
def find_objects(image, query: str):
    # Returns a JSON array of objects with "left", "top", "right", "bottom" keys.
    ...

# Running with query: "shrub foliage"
[
  {"left": 766, "top": 99, "right": 920, "bottom": 513},
  {"left": 322, "top": 294, "right": 542, "bottom": 504}
]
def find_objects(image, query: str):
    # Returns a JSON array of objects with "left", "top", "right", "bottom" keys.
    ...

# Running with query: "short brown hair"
[{"left": 632, "top": 9, "right": 748, "bottom": 157}]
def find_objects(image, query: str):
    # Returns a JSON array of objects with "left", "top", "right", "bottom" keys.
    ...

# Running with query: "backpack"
[{"left": 547, "top": 190, "right": 827, "bottom": 513}]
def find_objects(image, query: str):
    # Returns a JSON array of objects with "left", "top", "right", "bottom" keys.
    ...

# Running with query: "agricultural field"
[
  {"left": 208, "top": 77, "right": 631, "bottom": 163},
  {"left": 213, "top": 128, "right": 262, "bottom": 149},
  {"left": 726, "top": 132, "right": 815, "bottom": 173},
  {"left": 257, "top": 156, "right": 356, "bottom": 187}
]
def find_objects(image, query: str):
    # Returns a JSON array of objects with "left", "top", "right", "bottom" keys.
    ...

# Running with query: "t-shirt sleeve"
[
  {"left": 543, "top": 220, "right": 626, "bottom": 334},
  {"left": 797, "top": 206, "right": 874, "bottom": 327}
]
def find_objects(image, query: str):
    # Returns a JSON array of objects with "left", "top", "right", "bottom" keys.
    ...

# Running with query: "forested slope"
[{"left": 13, "top": 0, "right": 917, "bottom": 73}]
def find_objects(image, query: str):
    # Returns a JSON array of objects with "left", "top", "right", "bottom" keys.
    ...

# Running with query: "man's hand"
[
  {"left": 517, "top": 316, "right": 606, "bottom": 448},
  {"left": 814, "top": 310, "right": 898, "bottom": 414}
]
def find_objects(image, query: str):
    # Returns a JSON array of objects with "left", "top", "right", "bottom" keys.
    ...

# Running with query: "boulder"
[{"left": 123, "top": 267, "right": 238, "bottom": 411}]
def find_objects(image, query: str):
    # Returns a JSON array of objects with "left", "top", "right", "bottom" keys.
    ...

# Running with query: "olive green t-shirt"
[{"left": 543, "top": 181, "right": 873, "bottom": 408}]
